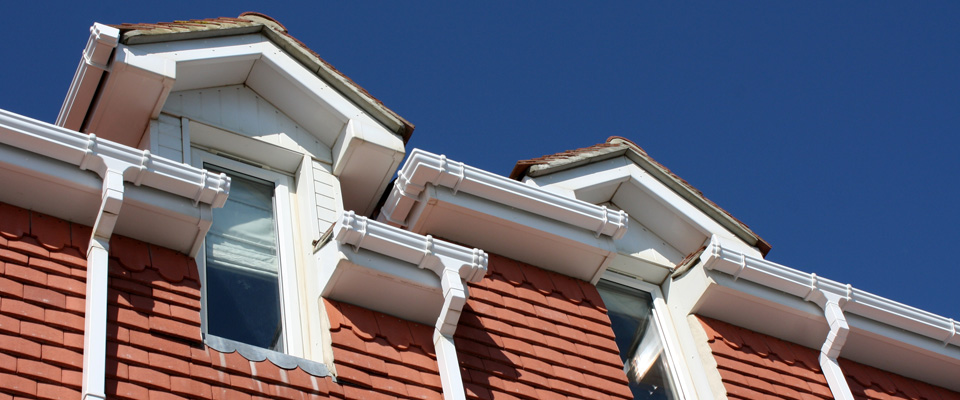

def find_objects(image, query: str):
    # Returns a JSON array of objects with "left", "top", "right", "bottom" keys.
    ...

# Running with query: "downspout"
[
  {"left": 804, "top": 276, "right": 854, "bottom": 400},
  {"left": 82, "top": 167, "right": 123, "bottom": 400},
  {"left": 335, "top": 212, "right": 487, "bottom": 400}
]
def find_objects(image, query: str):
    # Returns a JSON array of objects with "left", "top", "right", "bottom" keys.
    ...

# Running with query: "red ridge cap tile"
[
  {"left": 30, "top": 212, "right": 70, "bottom": 251},
  {"left": 0, "top": 203, "right": 29, "bottom": 240}
]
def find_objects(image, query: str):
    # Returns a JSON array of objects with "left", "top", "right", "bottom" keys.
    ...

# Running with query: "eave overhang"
[
  {"left": 379, "top": 149, "right": 628, "bottom": 283},
  {"left": 672, "top": 234, "right": 960, "bottom": 392},
  {"left": 512, "top": 137, "right": 771, "bottom": 257},
  {"left": 57, "top": 14, "right": 410, "bottom": 216},
  {"left": 0, "top": 109, "right": 228, "bottom": 255}
]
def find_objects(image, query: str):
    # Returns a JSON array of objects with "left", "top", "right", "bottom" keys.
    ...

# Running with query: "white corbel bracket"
[{"left": 327, "top": 211, "right": 487, "bottom": 400}]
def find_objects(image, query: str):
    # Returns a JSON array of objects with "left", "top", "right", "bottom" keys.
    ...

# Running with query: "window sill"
[{"left": 204, "top": 334, "right": 331, "bottom": 378}]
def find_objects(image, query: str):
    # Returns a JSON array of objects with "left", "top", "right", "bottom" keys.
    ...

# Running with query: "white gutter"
[
  {"left": 334, "top": 211, "right": 488, "bottom": 400},
  {"left": 57, "top": 23, "right": 119, "bottom": 131},
  {"left": 699, "top": 235, "right": 960, "bottom": 398},
  {"left": 0, "top": 108, "right": 230, "bottom": 399},
  {"left": 380, "top": 149, "right": 629, "bottom": 240},
  {"left": 0, "top": 109, "right": 229, "bottom": 218}
]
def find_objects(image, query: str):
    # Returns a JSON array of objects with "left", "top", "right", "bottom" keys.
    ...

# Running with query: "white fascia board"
[
  {"left": 527, "top": 156, "right": 761, "bottom": 258},
  {"left": 699, "top": 234, "right": 960, "bottom": 353},
  {"left": 58, "top": 23, "right": 119, "bottom": 131},
  {"left": 407, "top": 185, "right": 618, "bottom": 283},
  {"left": 333, "top": 211, "right": 487, "bottom": 283},
  {"left": 381, "top": 149, "right": 629, "bottom": 240},
  {"left": 317, "top": 212, "right": 486, "bottom": 400},
  {"left": 125, "top": 36, "right": 404, "bottom": 214},
  {"left": 0, "top": 108, "right": 228, "bottom": 256},
  {"left": 0, "top": 109, "right": 229, "bottom": 208}
]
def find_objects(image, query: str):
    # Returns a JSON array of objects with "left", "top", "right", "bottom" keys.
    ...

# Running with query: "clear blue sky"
[{"left": 3, "top": 2, "right": 958, "bottom": 319}]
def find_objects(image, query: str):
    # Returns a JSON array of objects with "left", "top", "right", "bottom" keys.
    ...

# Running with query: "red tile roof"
[
  {"left": 111, "top": 12, "right": 415, "bottom": 144},
  {"left": 510, "top": 136, "right": 772, "bottom": 256},
  {"left": 325, "top": 298, "right": 444, "bottom": 399},
  {"left": 699, "top": 316, "right": 960, "bottom": 400},
  {"left": 456, "top": 253, "right": 634, "bottom": 400}
]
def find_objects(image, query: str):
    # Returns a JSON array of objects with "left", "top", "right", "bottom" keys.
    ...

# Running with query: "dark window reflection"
[{"left": 597, "top": 280, "right": 677, "bottom": 400}]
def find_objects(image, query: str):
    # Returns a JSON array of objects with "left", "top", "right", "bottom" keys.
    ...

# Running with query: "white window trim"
[
  {"left": 601, "top": 270, "right": 694, "bottom": 399},
  {"left": 192, "top": 148, "right": 305, "bottom": 358}
]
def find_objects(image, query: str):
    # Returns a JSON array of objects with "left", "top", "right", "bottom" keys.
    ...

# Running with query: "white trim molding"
[
  {"left": 381, "top": 149, "right": 628, "bottom": 240},
  {"left": 698, "top": 234, "right": 960, "bottom": 393},
  {"left": 317, "top": 211, "right": 488, "bottom": 400}
]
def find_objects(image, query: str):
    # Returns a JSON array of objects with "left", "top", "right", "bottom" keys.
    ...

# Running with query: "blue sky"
[{"left": 3, "top": 2, "right": 958, "bottom": 319}]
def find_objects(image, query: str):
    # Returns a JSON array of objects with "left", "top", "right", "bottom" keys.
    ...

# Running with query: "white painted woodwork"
[{"left": 163, "top": 85, "right": 329, "bottom": 163}]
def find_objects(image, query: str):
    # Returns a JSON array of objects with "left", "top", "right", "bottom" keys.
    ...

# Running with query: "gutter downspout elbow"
[
  {"left": 805, "top": 280, "right": 854, "bottom": 400},
  {"left": 433, "top": 268, "right": 470, "bottom": 400}
]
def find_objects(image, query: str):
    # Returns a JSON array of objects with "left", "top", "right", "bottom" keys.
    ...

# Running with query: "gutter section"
[
  {"left": 57, "top": 23, "right": 119, "bottom": 131},
  {"left": 0, "top": 107, "right": 232, "bottom": 399},
  {"left": 699, "top": 235, "right": 960, "bottom": 397},
  {"left": 380, "top": 149, "right": 628, "bottom": 240},
  {"left": 698, "top": 235, "right": 960, "bottom": 349},
  {"left": 321, "top": 211, "right": 488, "bottom": 400}
]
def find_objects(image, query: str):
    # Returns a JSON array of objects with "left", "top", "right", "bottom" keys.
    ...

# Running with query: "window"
[
  {"left": 195, "top": 150, "right": 303, "bottom": 355},
  {"left": 597, "top": 276, "right": 682, "bottom": 400}
]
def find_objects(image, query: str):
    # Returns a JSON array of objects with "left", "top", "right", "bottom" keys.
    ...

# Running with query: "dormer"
[
  {"left": 57, "top": 13, "right": 409, "bottom": 219},
  {"left": 53, "top": 13, "right": 412, "bottom": 362},
  {"left": 510, "top": 136, "right": 771, "bottom": 284}
]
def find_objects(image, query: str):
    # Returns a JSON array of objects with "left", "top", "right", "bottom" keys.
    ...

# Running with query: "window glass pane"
[
  {"left": 597, "top": 280, "right": 677, "bottom": 400},
  {"left": 204, "top": 165, "right": 283, "bottom": 351}
]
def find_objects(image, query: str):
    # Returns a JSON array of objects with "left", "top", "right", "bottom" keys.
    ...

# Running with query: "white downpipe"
[
  {"left": 81, "top": 169, "right": 123, "bottom": 400},
  {"left": 0, "top": 109, "right": 234, "bottom": 398},
  {"left": 379, "top": 149, "right": 629, "bottom": 240},
  {"left": 334, "top": 211, "right": 488, "bottom": 400},
  {"left": 805, "top": 283, "right": 854, "bottom": 400}
]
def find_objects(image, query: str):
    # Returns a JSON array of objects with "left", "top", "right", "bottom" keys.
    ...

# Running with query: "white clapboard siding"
[
  {"left": 156, "top": 114, "right": 183, "bottom": 162},
  {"left": 163, "top": 85, "right": 329, "bottom": 163},
  {"left": 313, "top": 160, "right": 341, "bottom": 229}
]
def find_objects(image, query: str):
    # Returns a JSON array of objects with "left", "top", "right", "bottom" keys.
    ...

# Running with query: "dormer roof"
[
  {"left": 511, "top": 136, "right": 772, "bottom": 257},
  {"left": 69, "top": 12, "right": 413, "bottom": 143}
]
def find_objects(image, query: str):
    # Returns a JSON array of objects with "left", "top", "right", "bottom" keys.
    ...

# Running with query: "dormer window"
[
  {"left": 598, "top": 278, "right": 682, "bottom": 400},
  {"left": 195, "top": 150, "right": 302, "bottom": 355}
]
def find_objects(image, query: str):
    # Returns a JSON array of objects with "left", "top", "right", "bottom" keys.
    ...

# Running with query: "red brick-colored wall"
[
  {"left": 454, "top": 253, "right": 633, "bottom": 400},
  {"left": 699, "top": 316, "right": 960, "bottom": 400},
  {"left": 0, "top": 203, "right": 89, "bottom": 399}
]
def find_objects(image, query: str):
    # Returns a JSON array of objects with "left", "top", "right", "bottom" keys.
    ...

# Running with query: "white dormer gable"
[
  {"left": 57, "top": 16, "right": 408, "bottom": 217},
  {"left": 514, "top": 137, "right": 769, "bottom": 283}
]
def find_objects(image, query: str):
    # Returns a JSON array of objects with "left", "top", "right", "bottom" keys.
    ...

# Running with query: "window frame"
[
  {"left": 600, "top": 270, "right": 691, "bottom": 399},
  {"left": 193, "top": 148, "right": 305, "bottom": 358}
]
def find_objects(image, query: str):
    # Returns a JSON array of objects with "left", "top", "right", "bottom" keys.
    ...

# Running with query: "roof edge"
[
  {"left": 112, "top": 13, "right": 414, "bottom": 144},
  {"left": 512, "top": 136, "right": 772, "bottom": 257}
]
